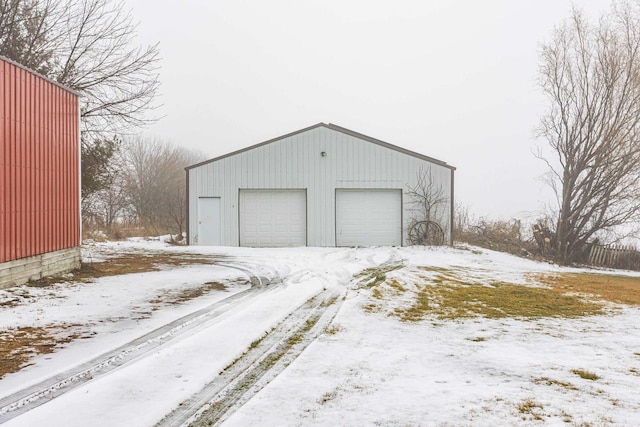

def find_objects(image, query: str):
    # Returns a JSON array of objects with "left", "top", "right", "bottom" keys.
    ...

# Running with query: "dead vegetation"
[
  {"left": 362, "top": 266, "right": 640, "bottom": 322},
  {"left": 0, "top": 324, "right": 94, "bottom": 379},
  {"left": 28, "top": 253, "right": 221, "bottom": 288},
  {"left": 534, "top": 273, "right": 640, "bottom": 307},
  {"left": 356, "top": 263, "right": 404, "bottom": 289},
  {"left": 517, "top": 398, "right": 545, "bottom": 421},
  {"left": 572, "top": 369, "right": 600, "bottom": 381},
  {"left": 148, "top": 281, "right": 230, "bottom": 307},
  {"left": 1, "top": 253, "right": 236, "bottom": 377},
  {"left": 532, "top": 376, "right": 578, "bottom": 391},
  {"left": 393, "top": 281, "right": 603, "bottom": 322},
  {"left": 0, "top": 253, "right": 226, "bottom": 310},
  {"left": 456, "top": 217, "right": 535, "bottom": 258}
]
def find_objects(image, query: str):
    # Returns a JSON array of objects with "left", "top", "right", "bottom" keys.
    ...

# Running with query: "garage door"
[
  {"left": 239, "top": 189, "right": 306, "bottom": 247},
  {"left": 336, "top": 189, "right": 402, "bottom": 246}
]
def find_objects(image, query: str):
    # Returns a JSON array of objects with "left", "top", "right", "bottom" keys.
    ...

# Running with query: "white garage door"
[
  {"left": 336, "top": 189, "right": 402, "bottom": 246},
  {"left": 239, "top": 189, "right": 306, "bottom": 247}
]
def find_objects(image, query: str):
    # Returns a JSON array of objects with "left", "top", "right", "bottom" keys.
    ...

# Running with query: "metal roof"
[
  {"left": 0, "top": 55, "right": 80, "bottom": 96},
  {"left": 186, "top": 122, "right": 456, "bottom": 171}
]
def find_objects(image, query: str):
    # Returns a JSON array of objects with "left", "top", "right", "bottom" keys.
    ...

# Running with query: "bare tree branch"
[{"left": 537, "top": 3, "right": 640, "bottom": 263}]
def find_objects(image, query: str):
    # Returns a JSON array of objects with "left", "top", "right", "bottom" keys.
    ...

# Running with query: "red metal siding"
[{"left": 1, "top": 58, "right": 80, "bottom": 263}]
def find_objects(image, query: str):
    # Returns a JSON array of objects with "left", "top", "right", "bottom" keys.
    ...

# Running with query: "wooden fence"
[{"left": 588, "top": 244, "right": 638, "bottom": 267}]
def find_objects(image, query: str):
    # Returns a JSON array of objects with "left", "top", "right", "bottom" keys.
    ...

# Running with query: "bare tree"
[
  {"left": 405, "top": 166, "right": 448, "bottom": 245},
  {"left": 1, "top": 0, "right": 161, "bottom": 197},
  {"left": 123, "top": 137, "right": 202, "bottom": 236},
  {"left": 82, "top": 148, "right": 131, "bottom": 233},
  {"left": 537, "top": 3, "right": 640, "bottom": 263},
  {"left": 0, "top": 0, "right": 59, "bottom": 74},
  {"left": 1, "top": 0, "right": 160, "bottom": 133},
  {"left": 53, "top": 0, "right": 161, "bottom": 136}
]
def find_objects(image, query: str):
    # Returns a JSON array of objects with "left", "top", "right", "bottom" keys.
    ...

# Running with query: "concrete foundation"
[{"left": 0, "top": 247, "right": 81, "bottom": 289}]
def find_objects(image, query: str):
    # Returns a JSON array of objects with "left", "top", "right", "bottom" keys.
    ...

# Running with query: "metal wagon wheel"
[{"left": 408, "top": 220, "right": 445, "bottom": 246}]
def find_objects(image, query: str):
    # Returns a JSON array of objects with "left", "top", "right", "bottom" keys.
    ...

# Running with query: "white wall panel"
[{"left": 188, "top": 125, "right": 454, "bottom": 246}]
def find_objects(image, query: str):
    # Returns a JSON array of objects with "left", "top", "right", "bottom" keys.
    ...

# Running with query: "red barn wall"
[{"left": 0, "top": 57, "right": 80, "bottom": 264}]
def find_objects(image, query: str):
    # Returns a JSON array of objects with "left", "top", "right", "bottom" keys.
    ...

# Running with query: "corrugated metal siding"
[
  {"left": 1, "top": 58, "right": 80, "bottom": 263},
  {"left": 188, "top": 126, "right": 453, "bottom": 246}
]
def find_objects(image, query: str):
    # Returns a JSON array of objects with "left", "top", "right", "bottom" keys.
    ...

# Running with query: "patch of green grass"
[
  {"left": 468, "top": 336, "right": 486, "bottom": 342},
  {"left": 394, "top": 282, "right": 603, "bottom": 322},
  {"left": 572, "top": 369, "right": 600, "bottom": 381},
  {"left": 535, "top": 273, "right": 640, "bottom": 306}
]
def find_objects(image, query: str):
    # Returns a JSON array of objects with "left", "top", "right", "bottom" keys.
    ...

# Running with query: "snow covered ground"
[{"left": 1, "top": 240, "right": 639, "bottom": 426}]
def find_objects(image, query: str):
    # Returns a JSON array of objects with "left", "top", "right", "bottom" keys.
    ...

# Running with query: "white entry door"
[
  {"left": 197, "top": 197, "right": 221, "bottom": 245},
  {"left": 239, "top": 189, "right": 306, "bottom": 247},
  {"left": 336, "top": 189, "right": 402, "bottom": 246}
]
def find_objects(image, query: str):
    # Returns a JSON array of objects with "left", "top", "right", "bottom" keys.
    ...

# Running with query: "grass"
[
  {"left": 356, "top": 263, "right": 403, "bottom": 288},
  {"left": 362, "top": 266, "right": 640, "bottom": 322},
  {"left": 572, "top": 369, "right": 600, "bottom": 381},
  {"left": 517, "top": 398, "right": 544, "bottom": 421},
  {"left": 287, "top": 317, "right": 319, "bottom": 347},
  {"left": 1, "top": 252, "right": 237, "bottom": 378},
  {"left": 393, "top": 281, "right": 603, "bottom": 322},
  {"left": 148, "top": 281, "right": 231, "bottom": 307},
  {"left": 323, "top": 324, "right": 344, "bottom": 335},
  {"left": 534, "top": 273, "right": 640, "bottom": 306},
  {"left": 532, "top": 376, "right": 578, "bottom": 391},
  {"left": 27, "top": 253, "right": 221, "bottom": 288},
  {"left": 0, "top": 324, "right": 93, "bottom": 379},
  {"left": 197, "top": 298, "right": 334, "bottom": 425}
]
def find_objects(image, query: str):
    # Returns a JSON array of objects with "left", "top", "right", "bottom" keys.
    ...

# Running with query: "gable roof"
[{"left": 186, "top": 122, "right": 455, "bottom": 171}]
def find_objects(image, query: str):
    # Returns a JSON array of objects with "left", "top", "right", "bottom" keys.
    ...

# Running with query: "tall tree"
[
  {"left": 123, "top": 137, "right": 202, "bottom": 236},
  {"left": 0, "top": 0, "right": 57, "bottom": 74},
  {"left": 0, "top": 0, "right": 160, "bottom": 197},
  {"left": 537, "top": 3, "right": 640, "bottom": 263}
]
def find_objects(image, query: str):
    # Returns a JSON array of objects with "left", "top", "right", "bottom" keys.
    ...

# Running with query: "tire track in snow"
[
  {"left": 155, "top": 287, "right": 345, "bottom": 427},
  {"left": 0, "top": 262, "right": 279, "bottom": 424}
]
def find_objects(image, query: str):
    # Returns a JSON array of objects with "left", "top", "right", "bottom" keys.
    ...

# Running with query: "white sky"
[{"left": 123, "top": 0, "right": 609, "bottom": 220}]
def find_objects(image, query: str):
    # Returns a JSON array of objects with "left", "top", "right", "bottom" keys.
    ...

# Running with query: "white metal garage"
[
  {"left": 239, "top": 189, "right": 307, "bottom": 247},
  {"left": 186, "top": 123, "right": 455, "bottom": 247},
  {"left": 335, "top": 189, "right": 402, "bottom": 246}
]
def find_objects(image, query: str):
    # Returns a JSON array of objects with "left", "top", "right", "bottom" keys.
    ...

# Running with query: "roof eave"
[
  {"left": 185, "top": 122, "right": 456, "bottom": 171},
  {"left": 0, "top": 55, "right": 81, "bottom": 96}
]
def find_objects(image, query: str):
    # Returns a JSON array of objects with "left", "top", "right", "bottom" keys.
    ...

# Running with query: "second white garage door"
[
  {"left": 335, "top": 189, "right": 402, "bottom": 246},
  {"left": 239, "top": 189, "right": 306, "bottom": 247}
]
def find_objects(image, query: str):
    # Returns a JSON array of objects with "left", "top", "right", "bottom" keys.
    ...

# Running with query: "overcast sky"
[{"left": 124, "top": 0, "right": 609, "bottom": 221}]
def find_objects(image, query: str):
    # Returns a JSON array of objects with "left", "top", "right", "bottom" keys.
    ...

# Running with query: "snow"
[{"left": 1, "top": 241, "right": 640, "bottom": 426}]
